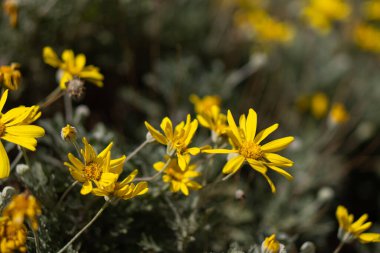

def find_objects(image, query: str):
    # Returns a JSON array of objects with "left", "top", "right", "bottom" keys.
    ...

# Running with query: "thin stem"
[
  {"left": 222, "top": 172, "right": 235, "bottom": 181},
  {"left": 21, "top": 148, "right": 31, "bottom": 168},
  {"left": 38, "top": 87, "right": 64, "bottom": 109},
  {"left": 72, "top": 140, "right": 82, "bottom": 157},
  {"left": 133, "top": 157, "right": 172, "bottom": 182},
  {"left": 10, "top": 150, "right": 23, "bottom": 171},
  {"left": 333, "top": 241, "right": 345, "bottom": 253},
  {"left": 124, "top": 139, "right": 150, "bottom": 164},
  {"left": 57, "top": 200, "right": 111, "bottom": 253},
  {"left": 64, "top": 94, "right": 73, "bottom": 123},
  {"left": 55, "top": 181, "right": 79, "bottom": 209},
  {"left": 28, "top": 220, "right": 41, "bottom": 253}
]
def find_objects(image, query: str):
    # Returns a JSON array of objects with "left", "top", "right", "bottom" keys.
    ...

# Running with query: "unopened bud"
[
  {"left": 61, "top": 124, "right": 77, "bottom": 142},
  {"left": 16, "top": 164, "right": 29, "bottom": 175}
]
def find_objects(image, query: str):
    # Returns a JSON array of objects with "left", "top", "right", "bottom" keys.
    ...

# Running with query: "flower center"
[
  {"left": 83, "top": 162, "right": 102, "bottom": 181},
  {"left": 0, "top": 121, "right": 6, "bottom": 137},
  {"left": 239, "top": 141, "right": 263, "bottom": 160}
]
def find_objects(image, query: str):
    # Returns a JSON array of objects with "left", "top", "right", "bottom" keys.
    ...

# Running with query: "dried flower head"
[
  {"left": 61, "top": 124, "right": 77, "bottom": 142},
  {"left": 65, "top": 77, "right": 85, "bottom": 100}
]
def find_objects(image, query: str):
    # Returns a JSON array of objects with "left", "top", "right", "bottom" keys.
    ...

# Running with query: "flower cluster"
[{"left": 0, "top": 193, "right": 41, "bottom": 253}]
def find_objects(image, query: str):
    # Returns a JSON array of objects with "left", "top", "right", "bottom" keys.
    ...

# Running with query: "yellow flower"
[
  {"left": 189, "top": 94, "right": 221, "bottom": 115},
  {"left": 261, "top": 234, "right": 282, "bottom": 253},
  {"left": 235, "top": 9, "right": 294, "bottom": 43},
  {"left": 3, "top": 0, "right": 18, "bottom": 28},
  {"left": 154, "top": 155, "right": 202, "bottom": 196},
  {"left": 2, "top": 193, "right": 41, "bottom": 230},
  {"left": 311, "top": 92, "right": 329, "bottom": 119},
  {"left": 145, "top": 115, "right": 200, "bottom": 170},
  {"left": 64, "top": 138, "right": 126, "bottom": 195},
  {"left": 336, "top": 205, "right": 380, "bottom": 243},
  {"left": 0, "top": 217, "right": 27, "bottom": 253},
  {"left": 353, "top": 23, "right": 380, "bottom": 53},
  {"left": 0, "top": 90, "right": 45, "bottom": 179},
  {"left": 43, "top": 46, "right": 104, "bottom": 89},
  {"left": 302, "top": 0, "right": 351, "bottom": 34},
  {"left": 203, "top": 109, "right": 294, "bottom": 193},
  {"left": 363, "top": 0, "right": 380, "bottom": 20},
  {"left": 61, "top": 124, "right": 77, "bottom": 141},
  {"left": 197, "top": 105, "right": 229, "bottom": 141},
  {"left": 329, "top": 103, "right": 349, "bottom": 125},
  {"left": 0, "top": 63, "right": 21, "bottom": 90},
  {"left": 92, "top": 169, "right": 148, "bottom": 200}
]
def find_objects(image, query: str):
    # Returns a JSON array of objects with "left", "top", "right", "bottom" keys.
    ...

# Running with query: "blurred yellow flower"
[
  {"left": 0, "top": 63, "right": 21, "bottom": 90},
  {"left": 336, "top": 205, "right": 380, "bottom": 243},
  {"left": 64, "top": 138, "right": 126, "bottom": 195},
  {"left": 0, "top": 216, "right": 27, "bottom": 253},
  {"left": 2, "top": 193, "right": 41, "bottom": 231},
  {"left": 189, "top": 94, "right": 221, "bottom": 115},
  {"left": 154, "top": 155, "right": 202, "bottom": 196},
  {"left": 302, "top": 0, "right": 351, "bottom": 34},
  {"left": 329, "top": 103, "right": 349, "bottom": 125},
  {"left": 145, "top": 115, "right": 200, "bottom": 171},
  {"left": 43, "top": 46, "right": 104, "bottom": 89},
  {"left": 92, "top": 169, "right": 148, "bottom": 200},
  {"left": 261, "top": 234, "right": 281, "bottom": 253},
  {"left": 354, "top": 23, "right": 380, "bottom": 53},
  {"left": 197, "top": 105, "right": 229, "bottom": 140},
  {"left": 311, "top": 92, "right": 329, "bottom": 119},
  {"left": 235, "top": 9, "right": 294, "bottom": 43},
  {"left": 0, "top": 90, "right": 45, "bottom": 179},
  {"left": 204, "top": 109, "right": 294, "bottom": 193},
  {"left": 363, "top": 0, "right": 380, "bottom": 20},
  {"left": 61, "top": 124, "right": 77, "bottom": 142},
  {"left": 3, "top": 0, "right": 18, "bottom": 28}
]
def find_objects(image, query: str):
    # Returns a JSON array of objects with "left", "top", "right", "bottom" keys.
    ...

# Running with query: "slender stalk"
[
  {"left": 28, "top": 220, "right": 41, "bottom": 253},
  {"left": 38, "top": 87, "right": 64, "bottom": 109},
  {"left": 72, "top": 140, "right": 82, "bottom": 157},
  {"left": 133, "top": 157, "right": 172, "bottom": 182},
  {"left": 21, "top": 148, "right": 31, "bottom": 168},
  {"left": 10, "top": 150, "right": 23, "bottom": 171},
  {"left": 64, "top": 94, "right": 73, "bottom": 123},
  {"left": 333, "top": 241, "right": 345, "bottom": 253},
  {"left": 57, "top": 200, "right": 111, "bottom": 253},
  {"left": 124, "top": 139, "right": 150, "bottom": 163},
  {"left": 222, "top": 172, "right": 235, "bottom": 181},
  {"left": 55, "top": 181, "right": 79, "bottom": 209}
]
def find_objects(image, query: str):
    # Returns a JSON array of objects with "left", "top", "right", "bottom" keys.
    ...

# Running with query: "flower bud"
[{"left": 61, "top": 124, "right": 77, "bottom": 142}]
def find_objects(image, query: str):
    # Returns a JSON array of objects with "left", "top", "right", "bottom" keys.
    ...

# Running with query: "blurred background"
[{"left": 0, "top": 0, "right": 380, "bottom": 252}]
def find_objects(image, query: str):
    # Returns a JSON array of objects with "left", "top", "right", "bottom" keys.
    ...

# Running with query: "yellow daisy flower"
[
  {"left": 261, "top": 234, "right": 282, "bottom": 253},
  {"left": 64, "top": 138, "right": 126, "bottom": 195},
  {"left": 145, "top": 115, "right": 200, "bottom": 171},
  {"left": 189, "top": 94, "right": 221, "bottom": 115},
  {"left": 0, "top": 216, "right": 27, "bottom": 253},
  {"left": 3, "top": 0, "right": 18, "bottom": 28},
  {"left": 154, "top": 155, "right": 202, "bottom": 196},
  {"left": 92, "top": 169, "right": 148, "bottom": 201},
  {"left": 336, "top": 205, "right": 380, "bottom": 244},
  {"left": 43, "top": 46, "right": 104, "bottom": 90},
  {"left": 0, "top": 90, "right": 45, "bottom": 179},
  {"left": 197, "top": 105, "right": 229, "bottom": 140},
  {"left": 0, "top": 63, "right": 21, "bottom": 91},
  {"left": 203, "top": 109, "right": 294, "bottom": 193},
  {"left": 329, "top": 103, "right": 349, "bottom": 125},
  {"left": 2, "top": 193, "right": 41, "bottom": 231}
]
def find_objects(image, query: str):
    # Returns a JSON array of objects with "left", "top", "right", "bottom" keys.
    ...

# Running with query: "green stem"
[
  {"left": 21, "top": 148, "right": 31, "bottom": 168},
  {"left": 333, "top": 241, "right": 345, "bottom": 253},
  {"left": 38, "top": 87, "right": 64, "bottom": 109},
  {"left": 28, "top": 220, "right": 41, "bottom": 253},
  {"left": 133, "top": 157, "right": 172, "bottom": 182},
  {"left": 124, "top": 139, "right": 150, "bottom": 163},
  {"left": 56, "top": 200, "right": 111, "bottom": 253},
  {"left": 55, "top": 181, "right": 79, "bottom": 209},
  {"left": 64, "top": 94, "right": 73, "bottom": 123},
  {"left": 10, "top": 150, "right": 23, "bottom": 171}
]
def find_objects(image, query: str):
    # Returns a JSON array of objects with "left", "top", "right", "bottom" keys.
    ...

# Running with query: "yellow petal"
[
  {"left": 1, "top": 134, "right": 37, "bottom": 151},
  {"left": 42, "top": 47, "right": 61, "bottom": 67},
  {"left": 254, "top": 123, "right": 279, "bottom": 144},
  {"left": 227, "top": 110, "right": 242, "bottom": 146},
  {"left": 144, "top": 121, "right": 167, "bottom": 145},
  {"left": 359, "top": 233, "right": 380, "bottom": 243},
  {"left": 0, "top": 141, "right": 10, "bottom": 179},
  {"left": 268, "top": 165, "right": 293, "bottom": 180},
  {"left": 184, "top": 118, "right": 198, "bottom": 146},
  {"left": 68, "top": 153, "right": 84, "bottom": 169},
  {"left": 186, "top": 147, "right": 200, "bottom": 155},
  {"left": 247, "top": 159, "right": 268, "bottom": 174},
  {"left": 5, "top": 125, "right": 45, "bottom": 138},
  {"left": 202, "top": 148, "right": 237, "bottom": 154},
  {"left": 133, "top": 182, "right": 149, "bottom": 196},
  {"left": 75, "top": 54, "right": 86, "bottom": 71},
  {"left": 153, "top": 161, "right": 165, "bottom": 172},
  {"left": 180, "top": 183, "right": 189, "bottom": 196},
  {"left": 262, "top": 173, "right": 276, "bottom": 193},
  {"left": 177, "top": 153, "right": 188, "bottom": 171},
  {"left": 0, "top": 89, "right": 8, "bottom": 113},
  {"left": 222, "top": 155, "right": 245, "bottom": 174},
  {"left": 80, "top": 181, "right": 93, "bottom": 195},
  {"left": 336, "top": 205, "right": 349, "bottom": 229},
  {"left": 264, "top": 153, "right": 294, "bottom": 167},
  {"left": 97, "top": 142, "right": 113, "bottom": 159},
  {"left": 261, "top": 136, "right": 294, "bottom": 152},
  {"left": 59, "top": 71, "right": 73, "bottom": 89},
  {"left": 245, "top": 108, "right": 257, "bottom": 141}
]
